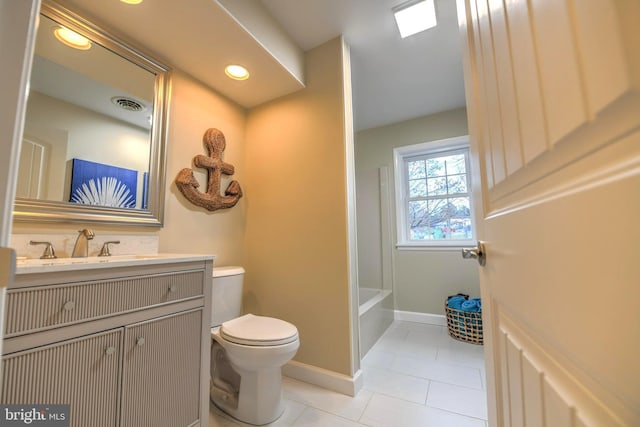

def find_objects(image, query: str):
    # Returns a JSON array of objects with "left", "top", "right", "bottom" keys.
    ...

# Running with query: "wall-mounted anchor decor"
[{"left": 175, "top": 128, "right": 243, "bottom": 211}]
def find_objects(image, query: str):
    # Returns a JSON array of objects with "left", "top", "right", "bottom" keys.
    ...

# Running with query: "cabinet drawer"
[{"left": 5, "top": 270, "right": 204, "bottom": 337}]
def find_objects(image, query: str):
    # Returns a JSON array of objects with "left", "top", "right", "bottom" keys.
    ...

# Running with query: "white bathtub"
[{"left": 358, "top": 288, "right": 393, "bottom": 357}]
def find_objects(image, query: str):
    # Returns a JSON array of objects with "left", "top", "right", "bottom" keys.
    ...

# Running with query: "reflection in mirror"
[{"left": 14, "top": 1, "right": 170, "bottom": 226}]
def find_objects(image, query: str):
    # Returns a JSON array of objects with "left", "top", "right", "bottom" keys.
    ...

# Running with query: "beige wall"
[
  {"left": 157, "top": 71, "right": 246, "bottom": 265},
  {"left": 243, "top": 37, "right": 353, "bottom": 376},
  {"left": 355, "top": 107, "right": 480, "bottom": 315}
]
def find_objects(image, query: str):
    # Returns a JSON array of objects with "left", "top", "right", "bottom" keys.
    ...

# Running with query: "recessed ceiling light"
[
  {"left": 225, "top": 65, "right": 250, "bottom": 81},
  {"left": 120, "top": 0, "right": 143, "bottom": 4},
  {"left": 53, "top": 26, "right": 91, "bottom": 50},
  {"left": 393, "top": 0, "right": 437, "bottom": 38}
]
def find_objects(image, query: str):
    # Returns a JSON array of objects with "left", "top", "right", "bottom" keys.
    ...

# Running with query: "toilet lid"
[{"left": 220, "top": 313, "right": 298, "bottom": 346}]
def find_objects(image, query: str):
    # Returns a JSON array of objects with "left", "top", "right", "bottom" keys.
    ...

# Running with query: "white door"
[
  {"left": 0, "top": 0, "right": 41, "bottom": 370},
  {"left": 457, "top": 0, "right": 639, "bottom": 426},
  {"left": 17, "top": 139, "right": 47, "bottom": 199}
]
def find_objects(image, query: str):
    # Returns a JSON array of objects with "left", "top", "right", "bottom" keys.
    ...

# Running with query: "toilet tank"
[{"left": 211, "top": 266, "right": 245, "bottom": 327}]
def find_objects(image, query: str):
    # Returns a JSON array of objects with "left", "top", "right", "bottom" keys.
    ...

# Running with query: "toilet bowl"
[
  {"left": 209, "top": 267, "right": 300, "bottom": 425},
  {"left": 211, "top": 315, "right": 299, "bottom": 425}
]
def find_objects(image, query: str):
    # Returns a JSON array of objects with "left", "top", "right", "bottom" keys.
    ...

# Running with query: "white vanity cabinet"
[{"left": 1, "top": 256, "right": 213, "bottom": 427}]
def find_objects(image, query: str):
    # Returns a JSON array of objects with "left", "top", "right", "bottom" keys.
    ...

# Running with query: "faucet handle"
[
  {"left": 98, "top": 241, "right": 120, "bottom": 257},
  {"left": 30, "top": 241, "right": 57, "bottom": 259}
]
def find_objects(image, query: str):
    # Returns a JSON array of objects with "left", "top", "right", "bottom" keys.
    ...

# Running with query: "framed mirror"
[{"left": 14, "top": 1, "right": 170, "bottom": 226}]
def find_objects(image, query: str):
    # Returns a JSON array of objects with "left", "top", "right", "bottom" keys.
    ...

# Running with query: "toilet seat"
[{"left": 220, "top": 313, "right": 298, "bottom": 346}]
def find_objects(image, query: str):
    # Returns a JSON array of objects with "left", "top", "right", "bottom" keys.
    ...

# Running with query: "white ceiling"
[
  {"left": 55, "top": 0, "right": 305, "bottom": 108},
  {"left": 49, "top": 0, "right": 465, "bottom": 132},
  {"left": 260, "top": 0, "right": 467, "bottom": 131}
]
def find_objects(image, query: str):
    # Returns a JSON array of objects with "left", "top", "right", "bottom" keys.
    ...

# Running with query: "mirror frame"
[{"left": 14, "top": 1, "right": 171, "bottom": 227}]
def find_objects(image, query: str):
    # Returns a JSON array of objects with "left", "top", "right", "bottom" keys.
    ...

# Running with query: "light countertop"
[{"left": 15, "top": 253, "right": 215, "bottom": 274}]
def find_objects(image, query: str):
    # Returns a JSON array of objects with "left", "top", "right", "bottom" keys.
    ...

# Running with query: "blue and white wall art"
[{"left": 69, "top": 158, "right": 138, "bottom": 208}]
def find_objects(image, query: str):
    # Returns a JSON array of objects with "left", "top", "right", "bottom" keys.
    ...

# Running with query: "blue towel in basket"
[
  {"left": 447, "top": 295, "right": 467, "bottom": 310},
  {"left": 461, "top": 298, "right": 482, "bottom": 312}
]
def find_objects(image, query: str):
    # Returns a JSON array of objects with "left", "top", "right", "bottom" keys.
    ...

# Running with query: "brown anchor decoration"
[{"left": 175, "top": 128, "right": 242, "bottom": 211}]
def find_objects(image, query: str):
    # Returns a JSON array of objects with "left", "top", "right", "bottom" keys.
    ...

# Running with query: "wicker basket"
[{"left": 445, "top": 299, "right": 483, "bottom": 345}]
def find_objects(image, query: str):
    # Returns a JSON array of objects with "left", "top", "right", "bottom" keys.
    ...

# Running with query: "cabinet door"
[
  {"left": 2, "top": 329, "right": 122, "bottom": 427},
  {"left": 120, "top": 309, "right": 202, "bottom": 427}
]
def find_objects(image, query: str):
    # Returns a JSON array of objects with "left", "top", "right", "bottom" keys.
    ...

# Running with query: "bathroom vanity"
[{"left": 2, "top": 255, "right": 213, "bottom": 427}]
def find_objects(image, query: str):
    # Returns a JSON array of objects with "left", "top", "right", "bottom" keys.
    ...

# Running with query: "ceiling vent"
[{"left": 111, "top": 96, "right": 146, "bottom": 112}]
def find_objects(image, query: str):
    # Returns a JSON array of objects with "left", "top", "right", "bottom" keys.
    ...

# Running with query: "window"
[{"left": 394, "top": 136, "right": 475, "bottom": 248}]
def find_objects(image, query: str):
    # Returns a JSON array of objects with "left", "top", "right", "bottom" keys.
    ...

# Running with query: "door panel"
[
  {"left": 503, "top": 0, "right": 547, "bottom": 164},
  {"left": 476, "top": 0, "right": 506, "bottom": 185},
  {"left": 120, "top": 310, "right": 202, "bottom": 427},
  {"left": 2, "top": 330, "right": 123, "bottom": 427},
  {"left": 572, "top": 0, "right": 630, "bottom": 115},
  {"left": 487, "top": 0, "right": 523, "bottom": 176},
  {"left": 467, "top": 0, "right": 640, "bottom": 205},
  {"left": 458, "top": 0, "right": 640, "bottom": 425},
  {"left": 529, "top": 0, "right": 587, "bottom": 143},
  {"left": 521, "top": 353, "right": 544, "bottom": 427}
]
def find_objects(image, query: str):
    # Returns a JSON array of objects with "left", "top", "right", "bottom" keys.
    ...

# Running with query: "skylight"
[{"left": 393, "top": 0, "right": 437, "bottom": 38}]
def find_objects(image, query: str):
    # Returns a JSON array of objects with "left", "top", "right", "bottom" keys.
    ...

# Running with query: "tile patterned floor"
[{"left": 209, "top": 320, "right": 488, "bottom": 427}]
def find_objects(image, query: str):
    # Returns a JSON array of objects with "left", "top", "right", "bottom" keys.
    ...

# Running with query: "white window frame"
[{"left": 393, "top": 135, "right": 476, "bottom": 249}]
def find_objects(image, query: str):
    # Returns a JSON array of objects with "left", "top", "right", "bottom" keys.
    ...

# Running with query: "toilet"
[{"left": 210, "top": 266, "right": 300, "bottom": 425}]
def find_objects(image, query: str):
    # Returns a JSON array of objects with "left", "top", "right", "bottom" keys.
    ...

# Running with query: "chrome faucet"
[{"left": 71, "top": 229, "right": 95, "bottom": 258}]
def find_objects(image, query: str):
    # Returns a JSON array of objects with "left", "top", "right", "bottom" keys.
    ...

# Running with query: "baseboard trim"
[
  {"left": 394, "top": 310, "right": 446, "bottom": 326},
  {"left": 282, "top": 360, "right": 362, "bottom": 397}
]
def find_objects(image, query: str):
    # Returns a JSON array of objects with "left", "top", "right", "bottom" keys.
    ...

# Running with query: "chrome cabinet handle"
[
  {"left": 168, "top": 285, "right": 177, "bottom": 293},
  {"left": 105, "top": 346, "right": 116, "bottom": 356},
  {"left": 462, "top": 241, "right": 486, "bottom": 266},
  {"left": 136, "top": 337, "right": 145, "bottom": 346},
  {"left": 63, "top": 300, "right": 76, "bottom": 311}
]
